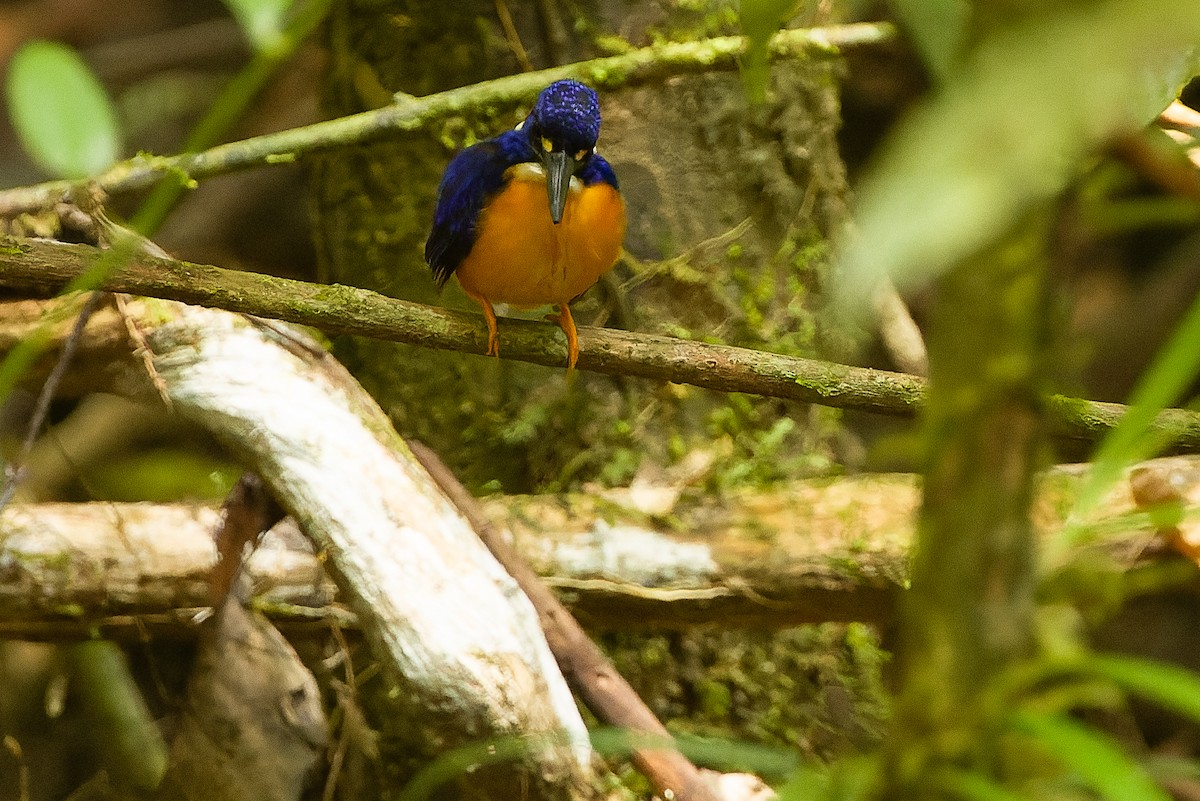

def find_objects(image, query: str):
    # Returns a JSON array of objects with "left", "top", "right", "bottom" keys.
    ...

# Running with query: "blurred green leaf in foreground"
[
  {"left": 5, "top": 40, "right": 122, "bottom": 179},
  {"left": 838, "top": 0, "right": 1200, "bottom": 309}
]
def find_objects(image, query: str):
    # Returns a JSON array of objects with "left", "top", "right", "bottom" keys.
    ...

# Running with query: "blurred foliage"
[
  {"left": 5, "top": 41, "right": 121, "bottom": 179},
  {"left": 739, "top": 0, "right": 802, "bottom": 103},
  {"left": 1010, "top": 710, "right": 1171, "bottom": 801},
  {"left": 220, "top": 0, "right": 295, "bottom": 51},
  {"left": 837, "top": 0, "right": 1200, "bottom": 312},
  {"left": 885, "top": 0, "right": 969, "bottom": 83},
  {"left": 825, "top": 1, "right": 1200, "bottom": 799},
  {"left": 88, "top": 449, "right": 240, "bottom": 502}
]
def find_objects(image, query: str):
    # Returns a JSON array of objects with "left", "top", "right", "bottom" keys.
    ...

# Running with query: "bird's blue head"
[
  {"left": 527, "top": 79, "right": 602, "bottom": 154},
  {"left": 523, "top": 80, "right": 604, "bottom": 223}
]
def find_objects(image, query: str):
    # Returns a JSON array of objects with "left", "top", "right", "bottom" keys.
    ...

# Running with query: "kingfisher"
[{"left": 425, "top": 79, "right": 626, "bottom": 369}]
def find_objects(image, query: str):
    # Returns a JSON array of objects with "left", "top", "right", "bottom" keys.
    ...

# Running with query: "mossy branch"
[
  {"left": 0, "top": 22, "right": 894, "bottom": 215},
  {"left": 3, "top": 235, "right": 1200, "bottom": 449}
]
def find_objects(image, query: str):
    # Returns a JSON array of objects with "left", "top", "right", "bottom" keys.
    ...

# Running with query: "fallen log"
[{"left": 3, "top": 458, "right": 1192, "bottom": 638}]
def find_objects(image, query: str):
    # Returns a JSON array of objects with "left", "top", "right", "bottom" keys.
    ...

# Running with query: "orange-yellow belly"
[{"left": 455, "top": 167, "right": 626, "bottom": 308}]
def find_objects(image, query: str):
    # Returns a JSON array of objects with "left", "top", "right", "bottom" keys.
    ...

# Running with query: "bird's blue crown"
[{"left": 526, "top": 80, "right": 602, "bottom": 153}]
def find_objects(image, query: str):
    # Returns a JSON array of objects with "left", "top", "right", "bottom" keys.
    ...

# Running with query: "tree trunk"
[
  {"left": 310, "top": 0, "right": 852, "bottom": 491},
  {"left": 884, "top": 222, "right": 1052, "bottom": 797}
]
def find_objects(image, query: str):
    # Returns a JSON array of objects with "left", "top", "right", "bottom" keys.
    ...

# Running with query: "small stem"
[{"left": 131, "top": 0, "right": 333, "bottom": 235}]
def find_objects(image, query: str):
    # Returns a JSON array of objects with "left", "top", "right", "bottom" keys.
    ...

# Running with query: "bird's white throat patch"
[{"left": 509, "top": 162, "right": 583, "bottom": 193}]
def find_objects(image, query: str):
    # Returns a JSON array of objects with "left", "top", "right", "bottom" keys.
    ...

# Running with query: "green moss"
[
  {"left": 695, "top": 679, "right": 733, "bottom": 720},
  {"left": 134, "top": 297, "right": 179, "bottom": 328},
  {"left": 54, "top": 603, "right": 86, "bottom": 618},
  {"left": 600, "top": 625, "right": 889, "bottom": 759},
  {"left": 0, "top": 235, "right": 31, "bottom": 255},
  {"left": 593, "top": 35, "right": 635, "bottom": 55},
  {"left": 11, "top": 548, "right": 74, "bottom": 573}
]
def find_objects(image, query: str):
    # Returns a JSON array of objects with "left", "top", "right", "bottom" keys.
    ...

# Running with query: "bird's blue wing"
[
  {"left": 425, "top": 131, "right": 531, "bottom": 286},
  {"left": 579, "top": 153, "right": 619, "bottom": 190}
]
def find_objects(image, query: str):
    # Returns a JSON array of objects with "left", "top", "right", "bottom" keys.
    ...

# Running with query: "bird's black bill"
[{"left": 544, "top": 151, "right": 572, "bottom": 224}]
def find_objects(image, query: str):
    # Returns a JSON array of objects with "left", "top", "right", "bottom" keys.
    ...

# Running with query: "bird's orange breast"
[{"left": 455, "top": 164, "right": 626, "bottom": 308}]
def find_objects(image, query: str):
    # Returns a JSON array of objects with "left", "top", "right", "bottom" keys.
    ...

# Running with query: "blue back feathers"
[{"left": 425, "top": 80, "right": 619, "bottom": 287}]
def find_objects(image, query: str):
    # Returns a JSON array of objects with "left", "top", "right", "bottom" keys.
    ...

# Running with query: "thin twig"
[
  {"left": 1112, "top": 127, "right": 1200, "bottom": 201},
  {"left": 408, "top": 441, "right": 723, "bottom": 801},
  {"left": 874, "top": 278, "right": 928, "bottom": 376},
  {"left": 0, "top": 291, "right": 106, "bottom": 510},
  {"left": 209, "top": 473, "right": 284, "bottom": 605},
  {"left": 2, "top": 736, "right": 31, "bottom": 801},
  {"left": 533, "top": 0, "right": 569, "bottom": 66},
  {"left": 0, "top": 22, "right": 895, "bottom": 216},
  {"left": 495, "top": 0, "right": 535, "bottom": 72},
  {"left": 114, "top": 292, "right": 172, "bottom": 409}
]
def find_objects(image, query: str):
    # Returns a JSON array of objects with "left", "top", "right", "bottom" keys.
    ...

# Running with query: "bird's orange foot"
[
  {"left": 466, "top": 289, "right": 501, "bottom": 359},
  {"left": 545, "top": 304, "right": 579, "bottom": 370}
]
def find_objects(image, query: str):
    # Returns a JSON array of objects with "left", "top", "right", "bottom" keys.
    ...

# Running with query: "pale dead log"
[
  {"left": 8, "top": 297, "right": 597, "bottom": 801},
  {"left": 0, "top": 504, "right": 334, "bottom": 620},
  {"left": 1, "top": 458, "right": 1185, "bottom": 638},
  {"left": 0, "top": 480, "right": 912, "bottom": 638}
]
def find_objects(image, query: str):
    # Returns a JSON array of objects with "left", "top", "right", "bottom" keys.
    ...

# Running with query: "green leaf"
[
  {"left": 6, "top": 40, "right": 121, "bottom": 178},
  {"left": 673, "top": 732, "right": 798, "bottom": 777},
  {"left": 1084, "top": 654, "right": 1200, "bottom": 725},
  {"left": 1070, "top": 288, "right": 1200, "bottom": 520},
  {"left": 740, "top": 0, "right": 800, "bottom": 104},
  {"left": 590, "top": 728, "right": 798, "bottom": 777},
  {"left": 220, "top": 0, "right": 294, "bottom": 51},
  {"left": 933, "top": 767, "right": 1027, "bottom": 801},
  {"left": 396, "top": 733, "right": 537, "bottom": 801},
  {"left": 887, "top": 0, "right": 970, "bottom": 83},
  {"left": 837, "top": 0, "right": 1200, "bottom": 310},
  {"left": 1012, "top": 710, "right": 1171, "bottom": 801},
  {"left": 778, "top": 755, "right": 879, "bottom": 801},
  {"left": 778, "top": 764, "right": 830, "bottom": 801}
]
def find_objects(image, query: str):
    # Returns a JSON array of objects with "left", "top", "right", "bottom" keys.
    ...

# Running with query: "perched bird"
[{"left": 425, "top": 80, "right": 626, "bottom": 369}]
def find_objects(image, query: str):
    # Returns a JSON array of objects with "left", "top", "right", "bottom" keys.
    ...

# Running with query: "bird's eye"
[{"left": 541, "top": 137, "right": 553, "bottom": 152}]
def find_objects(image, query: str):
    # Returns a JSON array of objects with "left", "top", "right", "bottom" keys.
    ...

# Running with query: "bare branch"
[
  {"left": 0, "top": 23, "right": 895, "bottom": 216},
  {"left": 410, "top": 441, "right": 722, "bottom": 801},
  {"left": 3, "top": 236, "right": 1200, "bottom": 448}
]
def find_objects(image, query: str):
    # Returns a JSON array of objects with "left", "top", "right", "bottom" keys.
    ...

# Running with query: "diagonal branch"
[
  {"left": 409, "top": 441, "right": 723, "bottom": 801},
  {"left": 2, "top": 235, "right": 1200, "bottom": 448},
  {"left": 0, "top": 22, "right": 894, "bottom": 215}
]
